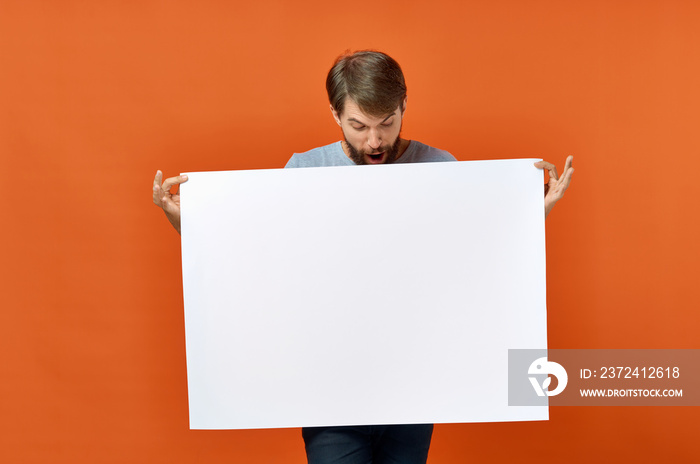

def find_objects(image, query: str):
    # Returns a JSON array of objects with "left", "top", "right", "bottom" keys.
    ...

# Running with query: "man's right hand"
[{"left": 153, "top": 170, "right": 188, "bottom": 234}]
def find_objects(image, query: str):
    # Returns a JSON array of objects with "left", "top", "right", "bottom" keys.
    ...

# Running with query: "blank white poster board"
[{"left": 180, "top": 159, "right": 548, "bottom": 430}]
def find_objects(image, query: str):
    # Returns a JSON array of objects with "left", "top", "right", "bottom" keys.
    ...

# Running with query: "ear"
[
  {"left": 330, "top": 104, "right": 342, "bottom": 126},
  {"left": 401, "top": 97, "right": 407, "bottom": 115}
]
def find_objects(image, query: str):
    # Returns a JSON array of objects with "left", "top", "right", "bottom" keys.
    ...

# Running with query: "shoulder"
[
  {"left": 397, "top": 141, "right": 456, "bottom": 163},
  {"left": 285, "top": 142, "right": 354, "bottom": 168}
]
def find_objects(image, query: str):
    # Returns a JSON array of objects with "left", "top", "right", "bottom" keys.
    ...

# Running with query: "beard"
[{"left": 344, "top": 134, "right": 402, "bottom": 165}]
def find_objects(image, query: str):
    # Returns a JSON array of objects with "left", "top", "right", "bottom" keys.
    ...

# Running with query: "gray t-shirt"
[{"left": 285, "top": 140, "right": 455, "bottom": 168}]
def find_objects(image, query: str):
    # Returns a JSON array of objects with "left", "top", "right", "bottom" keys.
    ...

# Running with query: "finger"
[
  {"left": 161, "top": 193, "right": 178, "bottom": 213},
  {"left": 161, "top": 174, "right": 188, "bottom": 193},
  {"left": 564, "top": 155, "right": 573, "bottom": 171},
  {"left": 153, "top": 183, "right": 165, "bottom": 206},
  {"left": 559, "top": 158, "right": 574, "bottom": 188},
  {"left": 534, "top": 160, "right": 558, "bottom": 181},
  {"left": 548, "top": 168, "right": 574, "bottom": 202},
  {"left": 161, "top": 193, "right": 170, "bottom": 209},
  {"left": 559, "top": 166, "right": 574, "bottom": 190},
  {"left": 153, "top": 171, "right": 163, "bottom": 203}
]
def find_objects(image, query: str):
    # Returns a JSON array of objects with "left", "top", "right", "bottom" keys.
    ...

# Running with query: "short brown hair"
[{"left": 326, "top": 50, "right": 407, "bottom": 117}]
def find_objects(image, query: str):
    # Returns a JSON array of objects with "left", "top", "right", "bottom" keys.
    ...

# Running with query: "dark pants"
[{"left": 302, "top": 424, "right": 433, "bottom": 464}]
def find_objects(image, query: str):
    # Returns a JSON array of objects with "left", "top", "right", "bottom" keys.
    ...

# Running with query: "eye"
[
  {"left": 381, "top": 122, "right": 393, "bottom": 127},
  {"left": 352, "top": 125, "right": 366, "bottom": 131}
]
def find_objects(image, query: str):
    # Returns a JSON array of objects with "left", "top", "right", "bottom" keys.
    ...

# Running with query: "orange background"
[{"left": 1, "top": 1, "right": 698, "bottom": 462}]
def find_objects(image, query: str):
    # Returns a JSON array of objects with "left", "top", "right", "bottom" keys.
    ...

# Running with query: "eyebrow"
[{"left": 348, "top": 114, "right": 396, "bottom": 125}]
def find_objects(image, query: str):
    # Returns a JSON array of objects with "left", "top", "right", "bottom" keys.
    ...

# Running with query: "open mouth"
[{"left": 366, "top": 152, "right": 385, "bottom": 164}]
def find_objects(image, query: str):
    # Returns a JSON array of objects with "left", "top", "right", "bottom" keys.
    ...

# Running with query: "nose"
[{"left": 367, "top": 129, "right": 381, "bottom": 151}]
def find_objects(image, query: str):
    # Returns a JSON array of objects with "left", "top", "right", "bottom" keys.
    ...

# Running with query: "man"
[{"left": 153, "top": 50, "right": 574, "bottom": 464}]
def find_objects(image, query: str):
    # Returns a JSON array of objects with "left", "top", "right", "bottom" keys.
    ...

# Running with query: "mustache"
[{"left": 362, "top": 146, "right": 392, "bottom": 155}]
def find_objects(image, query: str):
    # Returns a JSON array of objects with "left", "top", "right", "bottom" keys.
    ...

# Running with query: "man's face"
[{"left": 331, "top": 98, "right": 406, "bottom": 165}]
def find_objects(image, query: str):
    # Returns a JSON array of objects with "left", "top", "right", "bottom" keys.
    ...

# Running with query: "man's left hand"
[{"left": 534, "top": 156, "right": 574, "bottom": 218}]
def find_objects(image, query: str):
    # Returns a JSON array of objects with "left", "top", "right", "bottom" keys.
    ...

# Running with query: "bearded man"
[{"left": 153, "top": 50, "right": 574, "bottom": 464}]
